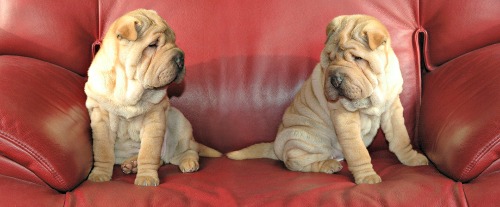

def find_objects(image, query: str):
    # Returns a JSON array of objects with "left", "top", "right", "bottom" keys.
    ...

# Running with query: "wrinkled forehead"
[
  {"left": 329, "top": 19, "right": 371, "bottom": 48},
  {"left": 126, "top": 10, "right": 174, "bottom": 39},
  {"left": 138, "top": 13, "right": 167, "bottom": 31},
  {"left": 328, "top": 16, "right": 387, "bottom": 50}
]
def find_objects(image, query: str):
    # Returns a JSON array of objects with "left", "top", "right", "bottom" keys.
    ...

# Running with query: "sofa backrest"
[
  {"left": 0, "top": 0, "right": 422, "bottom": 154},
  {"left": 94, "top": 0, "right": 423, "bottom": 153},
  {"left": 420, "top": 0, "right": 500, "bottom": 70},
  {"left": 0, "top": 0, "right": 98, "bottom": 75}
]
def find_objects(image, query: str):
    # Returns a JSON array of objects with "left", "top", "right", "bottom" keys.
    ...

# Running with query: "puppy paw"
[
  {"left": 121, "top": 160, "right": 138, "bottom": 174},
  {"left": 179, "top": 159, "right": 200, "bottom": 173},
  {"left": 401, "top": 153, "right": 429, "bottom": 166},
  {"left": 88, "top": 171, "right": 112, "bottom": 182},
  {"left": 134, "top": 175, "right": 160, "bottom": 186},
  {"left": 355, "top": 174, "right": 382, "bottom": 184},
  {"left": 317, "top": 159, "right": 343, "bottom": 174}
]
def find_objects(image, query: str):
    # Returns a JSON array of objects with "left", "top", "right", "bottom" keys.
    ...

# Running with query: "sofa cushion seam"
[
  {"left": 0, "top": 130, "right": 66, "bottom": 188},
  {"left": 459, "top": 133, "right": 500, "bottom": 181}
]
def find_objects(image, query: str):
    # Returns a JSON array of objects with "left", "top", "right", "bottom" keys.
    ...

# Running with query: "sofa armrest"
[
  {"left": 0, "top": 56, "right": 92, "bottom": 191},
  {"left": 419, "top": 44, "right": 500, "bottom": 182}
]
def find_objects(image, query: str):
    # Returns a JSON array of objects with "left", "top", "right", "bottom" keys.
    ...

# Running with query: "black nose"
[
  {"left": 331, "top": 73, "right": 344, "bottom": 88},
  {"left": 173, "top": 52, "right": 184, "bottom": 70}
]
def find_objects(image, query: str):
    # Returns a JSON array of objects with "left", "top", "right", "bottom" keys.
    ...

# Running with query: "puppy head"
[
  {"left": 108, "top": 9, "right": 185, "bottom": 89},
  {"left": 320, "top": 15, "right": 393, "bottom": 106}
]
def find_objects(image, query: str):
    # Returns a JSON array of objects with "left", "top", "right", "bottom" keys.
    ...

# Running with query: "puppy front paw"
[
  {"left": 401, "top": 152, "right": 429, "bottom": 166},
  {"left": 135, "top": 175, "right": 160, "bottom": 186},
  {"left": 88, "top": 171, "right": 112, "bottom": 182},
  {"left": 179, "top": 159, "right": 200, "bottom": 173},
  {"left": 355, "top": 174, "right": 382, "bottom": 184}
]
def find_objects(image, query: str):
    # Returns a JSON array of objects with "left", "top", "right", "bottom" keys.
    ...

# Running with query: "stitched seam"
[
  {"left": 459, "top": 133, "right": 500, "bottom": 181},
  {"left": 0, "top": 130, "right": 66, "bottom": 187},
  {"left": 0, "top": 174, "right": 48, "bottom": 189}
]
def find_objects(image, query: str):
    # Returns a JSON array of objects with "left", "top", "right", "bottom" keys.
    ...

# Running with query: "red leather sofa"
[{"left": 1, "top": 0, "right": 499, "bottom": 206}]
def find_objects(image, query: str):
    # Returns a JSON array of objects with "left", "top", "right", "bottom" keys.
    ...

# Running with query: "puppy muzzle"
[
  {"left": 173, "top": 52, "right": 185, "bottom": 73},
  {"left": 325, "top": 67, "right": 370, "bottom": 101},
  {"left": 144, "top": 48, "right": 185, "bottom": 90},
  {"left": 171, "top": 49, "right": 185, "bottom": 84}
]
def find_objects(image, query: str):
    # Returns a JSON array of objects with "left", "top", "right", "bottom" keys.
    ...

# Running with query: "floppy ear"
[
  {"left": 115, "top": 16, "right": 141, "bottom": 41},
  {"left": 364, "top": 29, "right": 387, "bottom": 50},
  {"left": 325, "top": 16, "right": 347, "bottom": 44},
  {"left": 326, "top": 20, "right": 336, "bottom": 37},
  {"left": 325, "top": 18, "right": 338, "bottom": 44}
]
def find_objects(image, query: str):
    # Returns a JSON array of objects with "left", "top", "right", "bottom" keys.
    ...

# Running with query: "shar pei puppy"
[
  {"left": 228, "top": 15, "right": 428, "bottom": 184},
  {"left": 85, "top": 9, "right": 221, "bottom": 186}
]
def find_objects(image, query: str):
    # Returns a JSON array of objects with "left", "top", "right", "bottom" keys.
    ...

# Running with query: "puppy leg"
[
  {"left": 330, "top": 106, "right": 381, "bottom": 184},
  {"left": 382, "top": 98, "right": 428, "bottom": 166},
  {"left": 88, "top": 107, "right": 116, "bottom": 182},
  {"left": 122, "top": 155, "right": 165, "bottom": 174},
  {"left": 164, "top": 107, "right": 200, "bottom": 173},
  {"left": 278, "top": 130, "right": 343, "bottom": 174},
  {"left": 134, "top": 103, "right": 168, "bottom": 186}
]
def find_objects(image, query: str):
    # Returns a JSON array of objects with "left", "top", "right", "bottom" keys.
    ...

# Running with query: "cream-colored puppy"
[
  {"left": 228, "top": 15, "right": 428, "bottom": 184},
  {"left": 85, "top": 9, "right": 221, "bottom": 186}
]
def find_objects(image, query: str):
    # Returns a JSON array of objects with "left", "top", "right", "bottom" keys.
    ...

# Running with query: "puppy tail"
[
  {"left": 193, "top": 141, "right": 223, "bottom": 158},
  {"left": 226, "top": 142, "right": 278, "bottom": 160}
]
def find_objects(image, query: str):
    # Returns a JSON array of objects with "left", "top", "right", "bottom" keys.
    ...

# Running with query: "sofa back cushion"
[
  {"left": 96, "top": 0, "right": 423, "bottom": 152},
  {"left": 420, "top": 45, "right": 500, "bottom": 182},
  {"left": 420, "top": 0, "right": 500, "bottom": 69},
  {"left": 0, "top": 0, "right": 97, "bottom": 75}
]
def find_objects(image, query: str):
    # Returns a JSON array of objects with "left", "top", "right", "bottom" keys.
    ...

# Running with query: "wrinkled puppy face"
[
  {"left": 112, "top": 9, "right": 185, "bottom": 89},
  {"left": 320, "top": 15, "right": 390, "bottom": 103}
]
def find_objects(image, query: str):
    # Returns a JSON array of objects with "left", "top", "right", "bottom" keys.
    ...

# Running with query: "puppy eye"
[
  {"left": 148, "top": 40, "right": 158, "bottom": 48},
  {"left": 353, "top": 55, "right": 363, "bottom": 61}
]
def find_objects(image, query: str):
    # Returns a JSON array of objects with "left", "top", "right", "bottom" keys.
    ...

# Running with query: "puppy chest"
[
  {"left": 110, "top": 115, "right": 144, "bottom": 142},
  {"left": 359, "top": 114, "right": 381, "bottom": 146}
]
